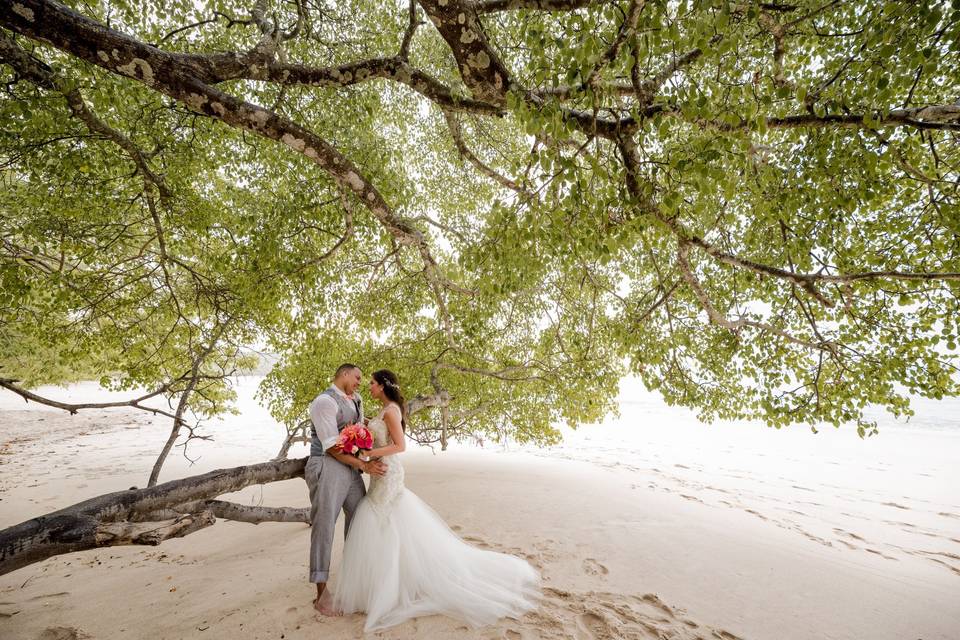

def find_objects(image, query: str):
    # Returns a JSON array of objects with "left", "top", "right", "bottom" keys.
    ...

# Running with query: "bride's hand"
[{"left": 363, "top": 459, "right": 388, "bottom": 477}]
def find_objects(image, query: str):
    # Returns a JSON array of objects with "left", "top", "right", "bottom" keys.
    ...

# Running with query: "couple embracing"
[{"left": 304, "top": 363, "right": 540, "bottom": 632}]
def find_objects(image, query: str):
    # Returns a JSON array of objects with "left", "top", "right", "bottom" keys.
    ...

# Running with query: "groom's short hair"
[{"left": 334, "top": 362, "right": 360, "bottom": 379}]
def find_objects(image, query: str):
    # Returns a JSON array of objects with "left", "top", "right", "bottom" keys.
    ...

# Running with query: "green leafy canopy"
[{"left": 1, "top": 0, "right": 958, "bottom": 443}]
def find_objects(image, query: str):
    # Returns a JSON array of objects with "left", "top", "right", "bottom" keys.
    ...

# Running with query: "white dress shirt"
[{"left": 310, "top": 385, "right": 357, "bottom": 452}]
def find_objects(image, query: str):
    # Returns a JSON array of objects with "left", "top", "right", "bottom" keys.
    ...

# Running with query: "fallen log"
[{"left": 0, "top": 457, "right": 307, "bottom": 576}]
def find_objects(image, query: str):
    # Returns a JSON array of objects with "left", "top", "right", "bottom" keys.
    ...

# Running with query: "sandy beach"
[{"left": 1, "top": 378, "right": 958, "bottom": 640}]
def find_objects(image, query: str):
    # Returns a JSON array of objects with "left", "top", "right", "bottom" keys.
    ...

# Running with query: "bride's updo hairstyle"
[{"left": 373, "top": 369, "right": 407, "bottom": 431}]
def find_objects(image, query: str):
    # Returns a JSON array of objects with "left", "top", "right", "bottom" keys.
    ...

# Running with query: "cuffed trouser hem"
[{"left": 310, "top": 570, "right": 329, "bottom": 583}]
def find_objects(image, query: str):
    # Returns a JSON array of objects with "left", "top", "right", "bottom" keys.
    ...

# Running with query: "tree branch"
[
  {"left": 418, "top": 0, "right": 513, "bottom": 105},
  {"left": 675, "top": 242, "right": 835, "bottom": 352},
  {"left": 147, "top": 319, "right": 232, "bottom": 487},
  {"left": 94, "top": 511, "right": 216, "bottom": 545},
  {"left": 399, "top": 0, "right": 421, "bottom": 60},
  {"left": 0, "top": 377, "right": 179, "bottom": 420},
  {"left": 585, "top": 0, "right": 645, "bottom": 89},
  {"left": 471, "top": 0, "right": 604, "bottom": 12},
  {"left": 172, "top": 500, "right": 309, "bottom": 524},
  {"left": 442, "top": 110, "right": 531, "bottom": 195}
]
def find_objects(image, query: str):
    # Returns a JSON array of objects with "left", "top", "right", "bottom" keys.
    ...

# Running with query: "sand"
[{"left": 1, "top": 378, "right": 958, "bottom": 639}]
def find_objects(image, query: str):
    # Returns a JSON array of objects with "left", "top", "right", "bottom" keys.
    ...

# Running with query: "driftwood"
[{"left": 0, "top": 457, "right": 307, "bottom": 576}]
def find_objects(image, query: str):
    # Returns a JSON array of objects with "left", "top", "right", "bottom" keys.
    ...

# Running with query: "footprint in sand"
[
  {"left": 881, "top": 502, "right": 910, "bottom": 510},
  {"left": 463, "top": 535, "right": 491, "bottom": 549},
  {"left": 916, "top": 550, "right": 960, "bottom": 562},
  {"left": 582, "top": 558, "right": 609, "bottom": 576},
  {"left": 529, "top": 586, "right": 744, "bottom": 640},
  {"left": 712, "top": 631, "right": 744, "bottom": 640},
  {"left": 832, "top": 528, "right": 866, "bottom": 542},
  {"left": 27, "top": 592, "right": 69, "bottom": 602},
  {"left": 36, "top": 628, "right": 91, "bottom": 640},
  {"left": 532, "top": 541, "right": 560, "bottom": 564},
  {"left": 917, "top": 555, "right": 960, "bottom": 577},
  {"left": 857, "top": 546, "right": 897, "bottom": 560},
  {"left": 575, "top": 612, "right": 613, "bottom": 639},
  {"left": 787, "top": 525, "right": 833, "bottom": 548},
  {"left": 638, "top": 593, "right": 674, "bottom": 616},
  {"left": 912, "top": 530, "right": 948, "bottom": 540}
]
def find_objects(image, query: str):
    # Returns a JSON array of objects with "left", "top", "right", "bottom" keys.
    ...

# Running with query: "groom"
[{"left": 305, "top": 363, "right": 387, "bottom": 614}]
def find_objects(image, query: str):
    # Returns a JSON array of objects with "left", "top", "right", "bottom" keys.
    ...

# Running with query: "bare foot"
[{"left": 313, "top": 589, "right": 341, "bottom": 616}]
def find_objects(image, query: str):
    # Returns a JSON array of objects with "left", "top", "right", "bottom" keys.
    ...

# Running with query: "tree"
[{"left": 0, "top": 0, "right": 958, "bottom": 573}]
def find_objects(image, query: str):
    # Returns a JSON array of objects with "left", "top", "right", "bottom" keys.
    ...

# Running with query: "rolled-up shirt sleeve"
[{"left": 310, "top": 395, "right": 340, "bottom": 452}]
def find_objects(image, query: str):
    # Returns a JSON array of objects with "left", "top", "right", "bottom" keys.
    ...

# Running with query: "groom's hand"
[{"left": 363, "top": 460, "right": 387, "bottom": 477}]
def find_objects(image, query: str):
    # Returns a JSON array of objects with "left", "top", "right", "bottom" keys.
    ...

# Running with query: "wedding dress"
[{"left": 333, "top": 405, "right": 540, "bottom": 631}]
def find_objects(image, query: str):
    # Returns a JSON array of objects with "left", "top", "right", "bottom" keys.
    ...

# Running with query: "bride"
[{"left": 332, "top": 369, "right": 541, "bottom": 631}]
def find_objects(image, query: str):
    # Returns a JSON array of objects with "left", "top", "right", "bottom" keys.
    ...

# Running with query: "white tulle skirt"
[{"left": 333, "top": 488, "right": 541, "bottom": 631}]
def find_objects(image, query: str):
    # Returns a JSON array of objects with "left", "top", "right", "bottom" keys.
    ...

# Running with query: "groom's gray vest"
[{"left": 309, "top": 388, "right": 363, "bottom": 457}]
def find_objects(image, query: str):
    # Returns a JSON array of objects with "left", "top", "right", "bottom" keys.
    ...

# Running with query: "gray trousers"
[{"left": 305, "top": 454, "right": 366, "bottom": 583}]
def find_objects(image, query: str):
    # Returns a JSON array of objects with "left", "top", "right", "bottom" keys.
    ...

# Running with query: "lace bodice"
[
  {"left": 367, "top": 414, "right": 391, "bottom": 448},
  {"left": 366, "top": 405, "right": 404, "bottom": 509}
]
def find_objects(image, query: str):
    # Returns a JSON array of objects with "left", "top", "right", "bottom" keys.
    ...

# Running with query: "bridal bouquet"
[{"left": 338, "top": 423, "right": 374, "bottom": 457}]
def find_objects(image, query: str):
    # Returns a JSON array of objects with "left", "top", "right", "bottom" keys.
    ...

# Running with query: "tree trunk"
[
  {"left": 0, "top": 456, "right": 307, "bottom": 576},
  {"left": 148, "top": 323, "right": 230, "bottom": 487},
  {"left": 440, "top": 404, "right": 450, "bottom": 451},
  {"left": 148, "top": 415, "right": 186, "bottom": 488},
  {"left": 274, "top": 419, "right": 313, "bottom": 461}
]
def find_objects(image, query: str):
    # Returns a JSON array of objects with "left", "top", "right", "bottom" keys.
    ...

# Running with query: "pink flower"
[{"left": 338, "top": 423, "right": 373, "bottom": 457}]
